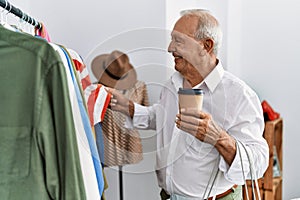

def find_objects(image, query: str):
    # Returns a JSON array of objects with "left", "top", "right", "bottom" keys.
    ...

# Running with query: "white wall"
[
  {"left": 228, "top": 0, "right": 300, "bottom": 199},
  {"left": 5, "top": 0, "right": 300, "bottom": 199}
]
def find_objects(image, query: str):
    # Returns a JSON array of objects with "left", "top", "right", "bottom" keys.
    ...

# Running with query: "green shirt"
[{"left": 0, "top": 25, "right": 86, "bottom": 199}]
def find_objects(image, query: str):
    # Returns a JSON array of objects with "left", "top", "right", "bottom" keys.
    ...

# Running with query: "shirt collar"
[
  {"left": 171, "top": 61, "right": 224, "bottom": 92},
  {"left": 194, "top": 61, "right": 224, "bottom": 92}
]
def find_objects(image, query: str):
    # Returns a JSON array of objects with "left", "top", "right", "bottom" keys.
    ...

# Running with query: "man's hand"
[
  {"left": 176, "top": 108, "right": 236, "bottom": 165},
  {"left": 105, "top": 87, "right": 134, "bottom": 118},
  {"left": 175, "top": 108, "right": 221, "bottom": 145}
]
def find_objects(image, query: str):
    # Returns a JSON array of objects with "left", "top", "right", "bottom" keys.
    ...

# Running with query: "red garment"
[
  {"left": 35, "top": 22, "right": 51, "bottom": 42},
  {"left": 68, "top": 49, "right": 111, "bottom": 125}
]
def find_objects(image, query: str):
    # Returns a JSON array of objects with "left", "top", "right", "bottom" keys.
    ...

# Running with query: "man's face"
[{"left": 168, "top": 16, "right": 201, "bottom": 76}]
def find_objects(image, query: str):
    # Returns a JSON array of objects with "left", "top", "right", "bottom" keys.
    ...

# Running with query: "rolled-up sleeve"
[{"left": 125, "top": 103, "right": 157, "bottom": 130}]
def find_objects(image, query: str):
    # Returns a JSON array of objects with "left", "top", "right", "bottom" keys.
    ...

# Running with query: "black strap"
[{"left": 103, "top": 65, "right": 128, "bottom": 80}]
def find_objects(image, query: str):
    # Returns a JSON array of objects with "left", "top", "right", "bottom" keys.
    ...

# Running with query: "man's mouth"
[{"left": 174, "top": 55, "right": 183, "bottom": 63}]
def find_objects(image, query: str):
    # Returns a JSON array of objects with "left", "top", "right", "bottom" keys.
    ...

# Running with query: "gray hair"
[{"left": 181, "top": 9, "right": 223, "bottom": 56}]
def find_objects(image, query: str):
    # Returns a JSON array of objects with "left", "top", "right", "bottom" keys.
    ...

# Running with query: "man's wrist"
[{"left": 215, "top": 132, "right": 237, "bottom": 166}]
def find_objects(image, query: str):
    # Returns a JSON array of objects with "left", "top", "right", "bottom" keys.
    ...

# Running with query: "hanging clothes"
[
  {"left": 91, "top": 50, "right": 150, "bottom": 166},
  {"left": 0, "top": 25, "right": 86, "bottom": 199},
  {"left": 66, "top": 48, "right": 111, "bottom": 198},
  {"left": 60, "top": 45, "right": 105, "bottom": 195},
  {"left": 67, "top": 48, "right": 110, "bottom": 163},
  {"left": 50, "top": 43, "right": 102, "bottom": 200},
  {"left": 0, "top": 2, "right": 110, "bottom": 198},
  {"left": 102, "top": 81, "right": 149, "bottom": 166},
  {"left": 67, "top": 48, "right": 111, "bottom": 126},
  {"left": 35, "top": 22, "right": 51, "bottom": 42}
]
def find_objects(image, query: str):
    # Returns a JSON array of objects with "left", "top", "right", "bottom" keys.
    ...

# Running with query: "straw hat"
[{"left": 91, "top": 50, "right": 137, "bottom": 90}]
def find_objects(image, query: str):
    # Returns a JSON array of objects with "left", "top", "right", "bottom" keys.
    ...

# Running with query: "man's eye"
[
  {"left": 171, "top": 36, "right": 182, "bottom": 44},
  {"left": 175, "top": 39, "right": 182, "bottom": 43}
]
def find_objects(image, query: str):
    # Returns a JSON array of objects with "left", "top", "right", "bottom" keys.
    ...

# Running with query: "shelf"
[
  {"left": 273, "top": 176, "right": 282, "bottom": 190},
  {"left": 243, "top": 118, "right": 283, "bottom": 200}
]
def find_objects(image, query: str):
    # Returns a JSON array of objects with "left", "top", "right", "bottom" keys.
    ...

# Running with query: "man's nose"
[{"left": 168, "top": 41, "right": 176, "bottom": 53}]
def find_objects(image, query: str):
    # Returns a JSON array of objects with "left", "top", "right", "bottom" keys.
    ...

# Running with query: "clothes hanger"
[
  {"left": 0, "top": 0, "right": 8, "bottom": 25},
  {"left": 1, "top": 1, "right": 15, "bottom": 31},
  {"left": 15, "top": 12, "right": 24, "bottom": 32}
]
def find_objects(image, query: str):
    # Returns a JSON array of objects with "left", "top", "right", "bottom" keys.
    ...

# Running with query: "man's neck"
[
  {"left": 183, "top": 74, "right": 202, "bottom": 88},
  {"left": 184, "top": 58, "right": 218, "bottom": 88}
]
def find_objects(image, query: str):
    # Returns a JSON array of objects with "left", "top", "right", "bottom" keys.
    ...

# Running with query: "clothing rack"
[{"left": 0, "top": 0, "right": 41, "bottom": 29}]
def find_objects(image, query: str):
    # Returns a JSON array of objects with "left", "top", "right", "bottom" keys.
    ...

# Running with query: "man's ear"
[{"left": 203, "top": 38, "right": 214, "bottom": 53}]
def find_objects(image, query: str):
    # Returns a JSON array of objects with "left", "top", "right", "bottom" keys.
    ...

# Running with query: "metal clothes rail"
[{"left": 0, "top": 0, "right": 41, "bottom": 30}]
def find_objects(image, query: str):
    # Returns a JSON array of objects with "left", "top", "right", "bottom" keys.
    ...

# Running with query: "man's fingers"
[
  {"left": 105, "top": 87, "right": 117, "bottom": 96},
  {"left": 180, "top": 108, "right": 206, "bottom": 119},
  {"left": 176, "top": 120, "right": 207, "bottom": 139},
  {"left": 110, "top": 99, "right": 118, "bottom": 107},
  {"left": 179, "top": 114, "right": 201, "bottom": 126}
]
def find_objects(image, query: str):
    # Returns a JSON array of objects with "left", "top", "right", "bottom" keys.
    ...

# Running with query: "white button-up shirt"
[{"left": 129, "top": 62, "right": 269, "bottom": 199}]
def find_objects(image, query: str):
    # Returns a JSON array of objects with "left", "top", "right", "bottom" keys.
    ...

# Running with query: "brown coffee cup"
[{"left": 178, "top": 88, "right": 204, "bottom": 112}]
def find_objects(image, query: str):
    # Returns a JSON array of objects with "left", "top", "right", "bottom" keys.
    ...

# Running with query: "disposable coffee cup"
[{"left": 178, "top": 88, "right": 204, "bottom": 112}]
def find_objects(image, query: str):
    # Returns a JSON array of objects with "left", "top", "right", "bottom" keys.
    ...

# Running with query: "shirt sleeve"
[
  {"left": 219, "top": 90, "right": 269, "bottom": 185},
  {"left": 124, "top": 103, "right": 157, "bottom": 130}
]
